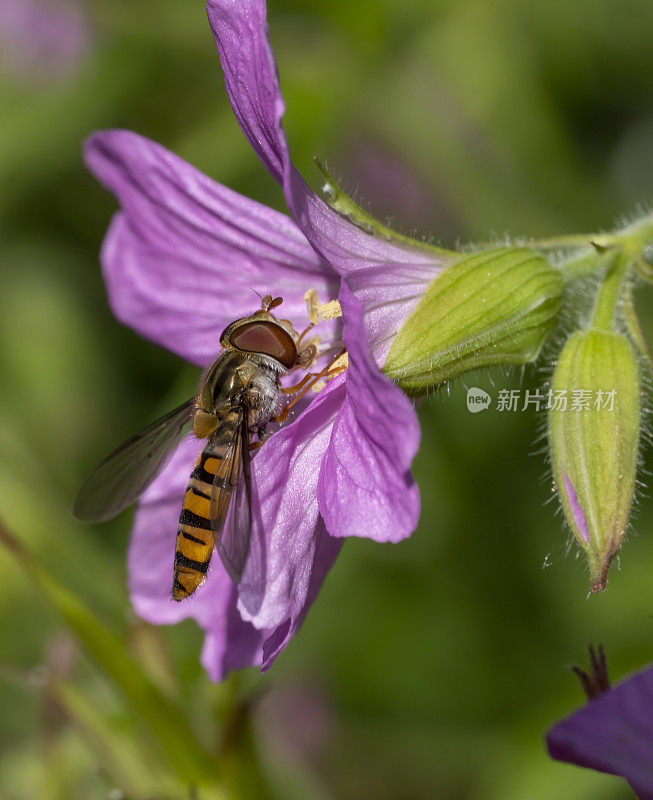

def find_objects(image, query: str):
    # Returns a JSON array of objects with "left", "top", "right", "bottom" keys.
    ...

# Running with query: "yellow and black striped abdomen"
[{"left": 172, "top": 450, "right": 223, "bottom": 601}]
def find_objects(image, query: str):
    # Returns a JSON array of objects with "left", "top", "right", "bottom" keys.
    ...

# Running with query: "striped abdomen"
[{"left": 171, "top": 414, "right": 240, "bottom": 601}]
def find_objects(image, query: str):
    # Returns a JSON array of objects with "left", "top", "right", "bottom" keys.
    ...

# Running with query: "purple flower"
[
  {"left": 547, "top": 661, "right": 653, "bottom": 800},
  {"left": 84, "top": 0, "right": 450, "bottom": 679},
  {"left": 0, "top": 0, "right": 89, "bottom": 82}
]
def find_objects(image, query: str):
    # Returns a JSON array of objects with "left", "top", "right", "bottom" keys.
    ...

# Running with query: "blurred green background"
[{"left": 1, "top": 0, "right": 652, "bottom": 798}]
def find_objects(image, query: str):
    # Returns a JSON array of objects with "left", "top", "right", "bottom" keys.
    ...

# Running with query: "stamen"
[
  {"left": 295, "top": 289, "right": 346, "bottom": 392},
  {"left": 318, "top": 299, "right": 342, "bottom": 320},
  {"left": 329, "top": 351, "right": 349, "bottom": 374},
  {"left": 303, "top": 289, "right": 343, "bottom": 323},
  {"left": 304, "top": 289, "right": 319, "bottom": 325},
  {"left": 309, "top": 350, "right": 348, "bottom": 393}
]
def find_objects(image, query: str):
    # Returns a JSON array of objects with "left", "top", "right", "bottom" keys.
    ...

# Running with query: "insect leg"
[{"left": 274, "top": 348, "right": 347, "bottom": 423}]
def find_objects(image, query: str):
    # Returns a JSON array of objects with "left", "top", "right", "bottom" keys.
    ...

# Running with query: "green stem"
[
  {"left": 591, "top": 251, "right": 631, "bottom": 331},
  {"left": 617, "top": 216, "right": 653, "bottom": 250},
  {"left": 559, "top": 250, "right": 611, "bottom": 284}
]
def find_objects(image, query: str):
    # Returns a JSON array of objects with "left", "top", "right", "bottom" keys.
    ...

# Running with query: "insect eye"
[{"left": 229, "top": 321, "right": 296, "bottom": 368}]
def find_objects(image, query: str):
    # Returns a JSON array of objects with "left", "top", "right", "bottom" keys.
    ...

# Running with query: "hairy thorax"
[{"left": 194, "top": 350, "right": 284, "bottom": 439}]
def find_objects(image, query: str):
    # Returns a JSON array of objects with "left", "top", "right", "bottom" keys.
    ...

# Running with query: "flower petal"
[
  {"left": 84, "top": 129, "right": 337, "bottom": 366},
  {"left": 205, "top": 0, "right": 286, "bottom": 185},
  {"left": 237, "top": 375, "right": 345, "bottom": 630},
  {"left": 317, "top": 286, "right": 420, "bottom": 543},
  {"left": 260, "top": 526, "right": 342, "bottom": 672},
  {"left": 344, "top": 265, "right": 445, "bottom": 364},
  {"left": 547, "top": 664, "right": 653, "bottom": 799},
  {"left": 200, "top": 593, "right": 264, "bottom": 683},
  {"left": 207, "top": 0, "right": 447, "bottom": 360}
]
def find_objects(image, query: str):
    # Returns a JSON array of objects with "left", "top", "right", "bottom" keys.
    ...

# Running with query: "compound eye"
[{"left": 229, "top": 321, "right": 297, "bottom": 369}]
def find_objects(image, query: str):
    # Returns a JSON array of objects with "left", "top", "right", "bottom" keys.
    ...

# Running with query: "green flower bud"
[
  {"left": 383, "top": 248, "right": 563, "bottom": 394},
  {"left": 548, "top": 328, "right": 640, "bottom": 592}
]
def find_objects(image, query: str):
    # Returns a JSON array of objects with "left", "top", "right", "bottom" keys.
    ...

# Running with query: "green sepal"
[
  {"left": 622, "top": 278, "right": 653, "bottom": 375},
  {"left": 384, "top": 247, "right": 563, "bottom": 394},
  {"left": 548, "top": 329, "right": 640, "bottom": 592},
  {"left": 314, "top": 157, "right": 455, "bottom": 257}
]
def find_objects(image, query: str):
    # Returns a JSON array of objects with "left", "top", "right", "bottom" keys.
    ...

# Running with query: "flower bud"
[
  {"left": 383, "top": 248, "right": 563, "bottom": 394},
  {"left": 549, "top": 328, "right": 640, "bottom": 592}
]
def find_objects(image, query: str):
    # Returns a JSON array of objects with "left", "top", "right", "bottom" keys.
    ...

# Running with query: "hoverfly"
[{"left": 74, "top": 295, "right": 321, "bottom": 600}]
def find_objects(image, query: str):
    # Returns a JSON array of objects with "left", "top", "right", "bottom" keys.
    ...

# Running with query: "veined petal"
[
  {"left": 318, "top": 286, "right": 420, "bottom": 543},
  {"left": 547, "top": 664, "right": 653, "bottom": 799},
  {"left": 205, "top": 0, "right": 286, "bottom": 185},
  {"left": 260, "top": 527, "right": 342, "bottom": 673},
  {"left": 237, "top": 375, "right": 345, "bottom": 630},
  {"left": 206, "top": 0, "right": 447, "bottom": 338},
  {"left": 84, "top": 129, "right": 337, "bottom": 366},
  {"left": 203, "top": 525, "right": 341, "bottom": 677},
  {"left": 345, "top": 265, "right": 443, "bottom": 364},
  {"left": 200, "top": 594, "right": 264, "bottom": 683}
]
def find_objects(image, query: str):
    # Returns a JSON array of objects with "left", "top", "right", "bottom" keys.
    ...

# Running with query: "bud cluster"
[
  {"left": 384, "top": 228, "right": 651, "bottom": 591},
  {"left": 322, "top": 173, "right": 651, "bottom": 594}
]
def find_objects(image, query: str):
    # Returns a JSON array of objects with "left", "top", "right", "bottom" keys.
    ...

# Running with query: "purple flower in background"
[
  {"left": 258, "top": 680, "right": 335, "bottom": 761},
  {"left": 85, "top": 0, "right": 451, "bottom": 679},
  {"left": 0, "top": 0, "right": 89, "bottom": 82},
  {"left": 547, "top": 656, "right": 653, "bottom": 800}
]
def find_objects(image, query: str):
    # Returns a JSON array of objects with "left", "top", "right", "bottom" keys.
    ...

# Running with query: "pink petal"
[
  {"left": 206, "top": 0, "right": 448, "bottom": 362},
  {"left": 84, "top": 129, "right": 338, "bottom": 366},
  {"left": 345, "top": 264, "right": 445, "bottom": 364},
  {"left": 237, "top": 376, "right": 345, "bottom": 630},
  {"left": 205, "top": 0, "right": 286, "bottom": 186},
  {"left": 260, "top": 526, "right": 341, "bottom": 672},
  {"left": 200, "top": 594, "right": 265, "bottom": 682},
  {"left": 318, "top": 286, "right": 420, "bottom": 543},
  {"left": 547, "top": 663, "right": 653, "bottom": 799}
]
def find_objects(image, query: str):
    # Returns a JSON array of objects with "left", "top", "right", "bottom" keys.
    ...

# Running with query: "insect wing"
[
  {"left": 211, "top": 411, "right": 252, "bottom": 582},
  {"left": 74, "top": 399, "right": 195, "bottom": 523}
]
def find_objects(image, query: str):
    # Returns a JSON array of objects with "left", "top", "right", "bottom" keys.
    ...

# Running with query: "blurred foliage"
[{"left": 0, "top": 0, "right": 652, "bottom": 798}]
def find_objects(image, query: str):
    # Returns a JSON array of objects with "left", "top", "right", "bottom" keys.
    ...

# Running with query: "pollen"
[
  {"left": 299, "top": 289, "right": 348, "bottom": 395},
  {"left": 304, "top": 289, "right": 343, "bottom": 324},
  {"left": 318, "top": 299, "right": 342, "bottom": 320}
]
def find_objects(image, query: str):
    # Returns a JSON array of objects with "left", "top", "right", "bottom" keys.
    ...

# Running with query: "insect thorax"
[{"left": 198, "top": 350, "right": 283, "bottom": 430}]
